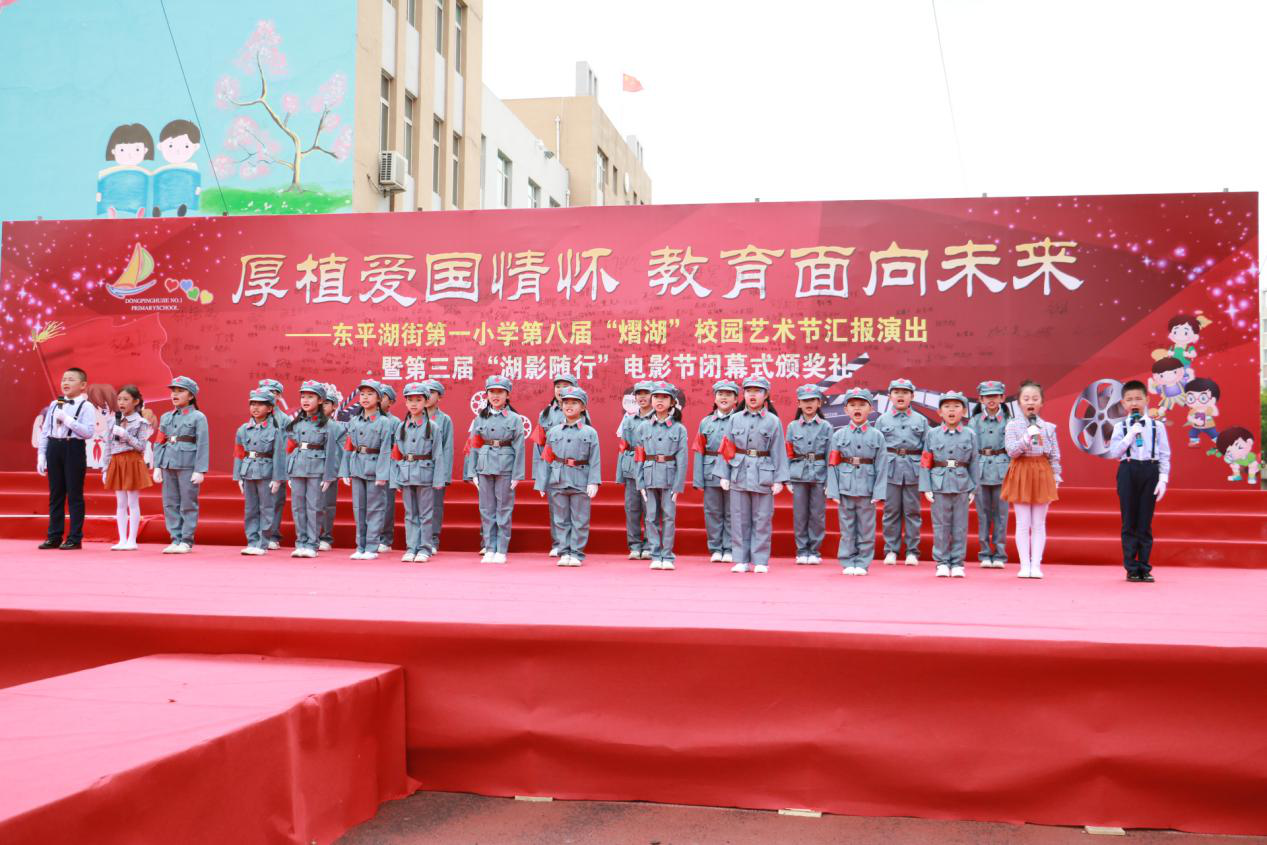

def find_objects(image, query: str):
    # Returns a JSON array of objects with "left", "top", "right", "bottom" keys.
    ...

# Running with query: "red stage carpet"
[
  {"left": 1, "top": 471, "right": 1265, "bottom": 567},
  {"left": 1, "top": 540, "right": 1265, "bottom": 835},
  {"left": 0, "top": 653, "right": 411, "bottom": 845}
]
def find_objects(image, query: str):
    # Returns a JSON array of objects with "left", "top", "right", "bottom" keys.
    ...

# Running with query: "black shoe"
[
  {"left": 58, "top": 541, "right": 82, "bottom": 550},
  {"left": 38, "top": 540, "right": 61, "bottom": 550},
  {"left": 1139, "top": 573, "right": 1155, "bottom": 582},
  {"left": 1126, "top": 572, "right": 1141, "bottom": 582}
]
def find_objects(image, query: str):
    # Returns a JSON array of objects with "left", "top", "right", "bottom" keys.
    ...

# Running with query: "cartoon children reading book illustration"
[
  {"left": 97, "top": 123, "right": 154, "bottom": 218},
  {"left": 152, "top": 119, "right": 202, "bottom": 217}
]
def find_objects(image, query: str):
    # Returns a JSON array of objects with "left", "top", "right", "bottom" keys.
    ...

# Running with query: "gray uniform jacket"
[
  {"left": 338, "top": 412, "right": 394, "bottom": 481},
  {"left": 918, "top": 425, "right": 981, "bottom": 493},
  {"left": 825, "top": 424, "right": 890, "bottom": 499},
  {"left": 637, "top": 416, "right": 688, "bottom": 492},
  {"left": 463, "top": 410, "right": 526, "bottom": 480},
  {"left": 431, "top": 410, "right": 453, "bottom": 484},
  {"left": 691, "top": 410, "right": 734, "bottom": 489},
  {"left": 615, "top": 412, "right": 651, "bottom": 483},
  {"left": 877, "top": 409, "right": 928, "bottom": 485},
  {"left": 390, "top": 415, "right": 452, "bottom": 488},
  {"left": 233, "top": 421, "right": 287, "bottom": 482},
  {"left": 542, "top": 421, "right": 602, "bottom": 491},
  {"left": 286, "top": 415, "right": 341, "bottom": 481},
  {"left": 713, "top": 409, "right": 790, "bottom": 493},
  {"left": 786, "top": 417, "right": 833, "bottom": 484},
  {"left": 153, "top": 407, "right": 210, "bottom": 472},
  {"left": 967, "top": 411, "right": 1011, "bottom": 485}
]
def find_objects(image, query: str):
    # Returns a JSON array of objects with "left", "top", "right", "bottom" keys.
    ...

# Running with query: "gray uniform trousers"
[
  {"left": 290, "top": 477, "right": 324, "bottom": 551},
  {"left": 729, "top": 489, "right": 774, "bottom": 566},
  {"left": 266, "top": 483, "right": 286, "bottom": 544},
  {"left": 161, "top": 467, "right": 200, "bottom": 546},
  {"left": 976, "top": 484, "right": 1008, "bottom": 561},
  {"left": 478, "top": 474, "right": 515, "bottom": 553},
  {"left": 401, "top": 485, "right": 435, "bottom": 555},
  {"left": 431, "top": 486, "right": 446, "bottom": 549},
  {"left": 378, "top": 486, "right": 398, "bottom": 548},
  {"left": 319, "top": 482, "right": 338, "bottom": 545},
  {"left": 350, "top": 478, "right": 387, "bottom": 554},
  {"left": 932, "top": 492, "right": 970, "bottom": 567},
  {"left": 837, "top": 496, "right": 877, "bottom": 570},
  {"left": 242, "top": 479, "right": 275, "bottom": 550},
  {"left": 882, "top": 482, "right": 922, "bottom": 557},
  {"left": 702, "top": 487, "right": 731, "bottom": 555},
  {"left": 644, "top": 488, "right": 678, "bottom": 562},
  {"left": 549, "top": 490, "right": 591, "bottom": 560},
  {"left": 623, "top": 479, "right": 647, "bottom": 553},
  {"left": 790, "top": 481, "right": 826, "bottom": 556}
]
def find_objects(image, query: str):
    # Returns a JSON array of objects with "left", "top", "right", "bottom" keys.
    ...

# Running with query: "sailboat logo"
[{"left": 105, "top": 243, "right": 157, "bottom": 299}]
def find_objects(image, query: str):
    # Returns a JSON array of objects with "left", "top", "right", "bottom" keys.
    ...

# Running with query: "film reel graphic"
[{"left": 1069, "top": 378, "right": 1128, "bottom": 457}]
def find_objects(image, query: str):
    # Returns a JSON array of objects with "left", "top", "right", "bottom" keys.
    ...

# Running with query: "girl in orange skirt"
[
  {"left": 103, "top": 385, "right": 153, "bottom": 550},
  {"left": 1002, "top": 380, "right": 1061, "bottom": 579}
]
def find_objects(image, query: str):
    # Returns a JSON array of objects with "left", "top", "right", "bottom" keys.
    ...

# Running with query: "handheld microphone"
[
  {"left": 1026, "top": 413, "right": 1040, "bottom": 446},
  {"left": 1130, "top": 411, "right": 1143, "bottom": 448},
  {"left": 55, "top": 395, "right": 67, "bottom": 407}
]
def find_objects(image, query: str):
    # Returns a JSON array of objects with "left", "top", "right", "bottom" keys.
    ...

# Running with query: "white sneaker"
[
  {"left": 640, "top": 550, "right": 653, "bottom": 560},
  {"left": 415, "top": 552, "right": 431, "bottom": 563},
  {"left": 268, "top": 541, "right": 280, "bottom": 550},
  {"left": 247, "top": 546, "right": 266, "bottom": 556},
  {"left": 1030, "top": 565, "right": 1043, "bottom": 579},
  {"left": 754, "top": 564, "right": 769, "bottom": 574},
  {"left": 629, "top": 550, "right": 642, "bottom": 560},
  {"left": 318, "top": 541, "right": 332, "bottom": 552},
  {"left": 363, "top": 551, "right": 379, "bottom": 560},
  {"left": 905, "top": 553, "right": 919, "bottom": 566},
  {"left": 842, "top": 566, "right": 856, "bottom": 575},
  {"left": 709, "top": 552, "right": 722, "bottom": 562},
  {"left": 240, "top": 546, "right": 255, "bottom": 555},
  {"left": 950, "top": 566, "right": 966, "bottom": 578},
  {"left": 721, "top": 553, "right": 734, "bottom": 563},
  {"left": 549, "top": 547, "right": 560, "bottom": 557},
  {"left": 291, "top": 549, "right": 305, "bottom": 558},
  {"left": 175, "top": 543, "right": 192, "bottom": 554},
  {"left": 122, "top": 541, "right": 139, "bottom": 550},
  {"left": 111, "top": 542, "right": 128, "bottom": 551},
  {"left": 650, "top": 559, "right": 662, "bottom": 570},
  {"left": 557, "top": 555, "right": 571, "bottom": 567},
  {"left": 481, "top": 552, "right": 494, "bottom": 563},
  {"left": 807, "top": 555, "right": 822, "bottom": 565},
  {"left": 377, "top": 543, "right": 390, "bottom": 553},
  {"left": 935, "top": 564, "right": 950, "bottom": 577},
  {"left": 402, "top": 552, "right": 416, "bottom": 563},
  {"left": 795, "top": 555, "right": 808, "bottom": 565},
  {"left": 479, "top": 547, "right": 487, "bottom": 555},
  {"left": 350, "top": 551, "right": 365, "bottom": 560},
  {"left": 855, "top": 567, "right": 868, "bottom": 576},
  {"left": 730, "top": 562, "right": 750, "bottom": 573},
  {"left": 1017, "top": 565, "right": 1030, "bottom": 578},
  {"left": 492, "top": 552, "right": 507, "bottom": 564},
  {"left": 883, "top": 552, "right": 897, "bottom": 565},
  {"left": 162, "top": 543, "right": 180, "bottom": 554}
]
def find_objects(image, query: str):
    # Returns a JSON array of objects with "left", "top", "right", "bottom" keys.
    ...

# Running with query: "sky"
[{"left": 483, "top": 0, "right": 1265, "bottom": 260}]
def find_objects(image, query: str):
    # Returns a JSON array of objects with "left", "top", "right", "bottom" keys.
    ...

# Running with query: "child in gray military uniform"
[
  {"left": 338, "top": 380, "right": 395, "bottom": 560},
  {"left": 424, "top": 380, "right": 453, "bottom": 551},
  {"left": 259, "top": 378, "right": 289, "bottom": 550},
  {"left": 540, "top": 386, "right": 601, "bottom": 566},
  {"left": 615, "top": 381, "right": 654, "bottom": 559},
  {"left": 826, "top": 388, "right": 890, "bottom": 575},
  {"left": 233, "top": 389, "right": 286, "bottom": 555},
  {"left": 968, "top": 380, "right": 1011, "bottom": 569},
  {"left": 786, "top": 384, "right": 832, "bottom": 564},
  {"left": 692, "top": 379, "right": 738, "bottom": 563},
  {"left": 285, "top": 381, "right": 341, "bottom": 558},
  {"left": 919, "top": 391, "right": 981, "bottom": 578},
  {"left": 152, "top": 375, "right": 209, "bottom": 554},
  {"left": 533, "top": 374, "right": 580, "bottom": 558},
  {"left": 878, "top": 378, "right": 928, "bottom": 565},
  {"left": 317, "top": 384, "right": 344, "bottom": 551},
  {"left": 637, "top": 381, "right": 688, "bottom": 570},
  {"left": 391, "top": 382, "right": 452, "bottom": 563},
  {"left": 464, "top": 375, "right": 526, "bottom": 564},
  {"left": 716, "top": 376, "right": 789, "bottom": 574},
  {"left": 377, "top": 384, "right": 400, "bottom": 552}
]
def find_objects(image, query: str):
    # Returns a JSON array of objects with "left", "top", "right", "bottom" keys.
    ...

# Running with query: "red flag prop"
[
  {"left": 541, "top": 445, "right": 556, "bottom": 463},
  {"left": 617, "top": 437, "right": 629, "bottom": 452},
  {"left": 785, "top": 441, "right": 796, "bottom": 460},
  {"left": 622, "top": 73, "right": 643, "bottom": 92},
  {"left": 464, "top": 433, "right": 485, "bottom": 455},
  {"left": 920, "top": 450, "right": 934, "bottom": 469},
  {"left": 234, "top": 442, "right": 246, "bottom": 460},
  {"left": 343, "top": 436, "right": 355, "bottom": 452},
  {"left": 633, "top": 445, "right": 646, "bottom": 463},
  {"left": 391, "top": 443, "right": 404, "bottom": 461},
  {"left": 692, "top": 432, "right": 708, "bottom": 454},
  {"left": 827, "top": 450, "right": 843, "bottom": 467},
  {"left": 286, "top": 439, "right": 298, "bottom": 454},
  {"left": 33, "top": 316, "right": 172, "bottom": 403},
  {"left": 719, "top": 437, "right": 737, "bottom": 461},
  {"left": 530, "top": 425, "right": 547, "bottom": 447}
]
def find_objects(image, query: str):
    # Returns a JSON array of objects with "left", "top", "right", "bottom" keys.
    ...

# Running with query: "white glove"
[
  {"left": 55, "top": 408, "right": 73, "bottom": 426},
  {"left": 433, "top": 483, "right": 444, "bottom": 490},
  {"left": 586, "top": 484, "right": 598, "bottom": 498},
  {"left": 771, "top": 482, "right": 784, "bottom": 495},
  {"left": 640, "top": 488, "right": 647, "bottom": 501},
  {"left": 968, "top": 493, "right": 975, "bottom": 505},
  {"left": 470, "top": 476, "right": 479, "bottom": 489},
  {"left": 720, "top": 479, "right": 730, "bottom": 491},
  {"left": 340, "top": 476, "right": 351, "bottom": 487},
  {"left": 510, "top": 480, "right": 519, "bottom": 489},
  {"left": 924, "top": 491, "right": 934, "bottom": 503},
  {"left": 36, "top": 453, "right": 47, "bottom": 476},
  {"left": 1154, "top": 475, "right": 1168, "bottom": 501},
  {"left": 321, "top": 480, "right": 331, "bottom": 492},
  {"left": 375, "top": 479, "right": 386, "bottom": 487},
  {"left": 671, "top": 492, "right": 679, "bottom": 503},
  {"left": 112, "top": 425, "right": 130, "bottom": 439},
  {"left": 237, "top": 480, "right": 244, "bottom": 493},
  {"left": 871, "top": 497, "right": 884, "bottom": 504},
  {"left": 1127, "top": 423, "right": 1145, "bottom": 438},
  {"left": 287, "top": 480, "right": 293, "bottom": 490},
  {"left": 152, "top": 468, "right": 163, "bottom": 484},
  {"left": 270, "top": 481, "right": 282, "bottom": 493},
  {"left": 190, "top": 472, "right": 205, "bottom": 485},
  {"left": 538, "top": 489, "right": 546, "bottom": 498}
]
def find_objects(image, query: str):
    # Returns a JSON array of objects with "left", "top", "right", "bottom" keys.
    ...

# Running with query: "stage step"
[{"left": 0, "top": 654, "right": 409, "bottom": 845}]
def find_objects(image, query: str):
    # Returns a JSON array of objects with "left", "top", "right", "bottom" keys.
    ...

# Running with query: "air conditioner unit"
[{"left": 378, "top": 151, "right": 407, "bottom": 193}]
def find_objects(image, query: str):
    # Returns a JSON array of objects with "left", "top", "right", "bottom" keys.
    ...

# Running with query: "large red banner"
[{"left": 0, "top": 192, "right": 1258, "bottom": 487}]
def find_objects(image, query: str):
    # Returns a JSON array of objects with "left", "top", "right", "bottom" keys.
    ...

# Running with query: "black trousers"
[
  {"left": 46, "top": 438, "right": 87, "bottom": 544},
  {"left": 1116, "top": 460, "right": 1159, "bottom": 575}
]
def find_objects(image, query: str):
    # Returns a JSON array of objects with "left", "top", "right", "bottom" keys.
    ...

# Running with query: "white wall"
[{"left": 480, "top": 85, "right": 569, "bottom": 209}]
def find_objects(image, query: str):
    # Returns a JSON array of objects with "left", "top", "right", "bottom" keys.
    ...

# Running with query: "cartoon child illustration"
[
  {"left": 1182, "top": 377, "right": 1220, "bottom": 447},
  {"left": 84, "top": 382, "right": 119, "bottom": 469},
  {"left": 1214, "top": 427, "right": 1259, "bottom": 484},
  {"left": 152, "top": 119, "right": 202, "bottom": 217},
  {"left": 1147, "top": 357, "right": 1187, "bottom": 420},
  {"left": 97, "top": 123, "right": 154, "bottom": 219},
  {"left": 1165, "top": 314, "right": 1201, "bottom": 378}
]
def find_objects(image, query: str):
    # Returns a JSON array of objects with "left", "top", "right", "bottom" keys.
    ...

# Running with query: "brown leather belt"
[
  {"left": 245, "top": 450, "right": 273, "bottom": 459},
  {"left": 560, "top": 458, "right": 588, "bottom": 467},
  {"left": 931, "top": 459, "right": 966, "bottom": 468},
  {"left": 888, "top": 447, "right": 918, "bottom": 455},
  {"left": 643, "top": 455, "right": 676, "bottom": 463},
  {"left": 297, "top": 441, "right": 324, "bottom": 452},
  {"left": 402, "top": 453, "right": 433, "bottom": 462},
  {"left": 839, "top": 456, "right": 874, "bottom": 465},
  {"left": 173, "top": 435, "right": 197, "bottom": 443},
  {"left": 792, "top": 452, "right": 825, "bottom": 461},
  {"left": 485, "top": 439, "right": 512, "bottom": 447},
  {"left": 742, "top": 449, "right": 769, "bottom": 457},
  {"left": 703, "top": 449, "right": 719, "bottom": 456},
  {"left": 355, "top": 446, "right": 379, "bottom": 455},
  {"left": 979, "top": 448, "right": 1006, "bottom": 456}
]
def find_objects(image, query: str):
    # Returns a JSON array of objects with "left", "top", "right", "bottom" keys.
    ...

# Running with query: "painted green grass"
[{"left": 200, "top": 186, "right": 353, "bottom": 215}]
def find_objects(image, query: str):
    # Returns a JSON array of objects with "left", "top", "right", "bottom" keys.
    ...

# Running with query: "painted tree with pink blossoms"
[{"left": 213, "top": 20, "right": 353, "bottom": 192}]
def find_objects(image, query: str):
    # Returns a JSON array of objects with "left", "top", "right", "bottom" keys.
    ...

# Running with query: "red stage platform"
[
  {"left": 1, "top": 540, "right": 1265, "bottom": 836},
  {"left": 1, "top": 471, "right": 1265, "bottom": 567}
]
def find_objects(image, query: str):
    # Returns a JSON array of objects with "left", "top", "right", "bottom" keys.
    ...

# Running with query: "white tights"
[
  {"left": 1012, "top": 502, "right": 1049, "bottom": 571},
  {"left": 115, "top": 490, "right": 141, "bottom": 546}
]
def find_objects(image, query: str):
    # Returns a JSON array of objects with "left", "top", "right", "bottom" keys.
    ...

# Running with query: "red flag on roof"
[{"left": 622, "top": 73, "right": 643, "bottom": 93}]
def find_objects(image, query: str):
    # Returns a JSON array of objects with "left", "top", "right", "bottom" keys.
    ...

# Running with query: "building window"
[
  {"left": 549, "top": 197, "right": 561, "bottom": 208},
  {"left": 595, "top": 149, "right": 608, "bottom": 205},
  {"left": 406, "top": 0, "right": 416, "bottom": 26},
  {"left": 528, "top": 179, "right": 541, "bottom": 209},
  {"left": 435, "top": 0, "right": 445, "bottom": 55},
  {"left": 432, "top": 119, "right": 442, "bottom": 195},
  {"left": 451, "top": 133, "right": 462, "bottom": 207},
  {"left": 380, "top": 75, "right": 392, "bottom": 153},
  {"left": 613, "top": 166, "right": 621, "bottom": 196},
  {"left": 454, "top": 3, "right": 465, "bottom": 74},
  {"left": 497, "top": 151, "right": 512, "bottom": 208},
  {"left": 403, "top": 95, "right": 415, "bottom": 175},
  {"left": 479, "top": 134, "right": 486, "bottom": 208}
]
